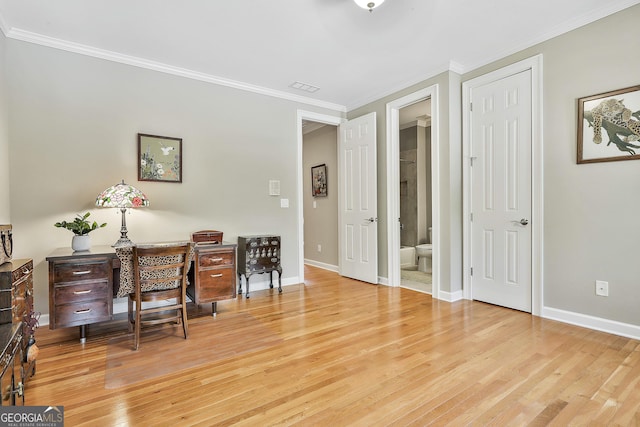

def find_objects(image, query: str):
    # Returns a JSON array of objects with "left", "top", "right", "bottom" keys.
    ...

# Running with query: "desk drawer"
[
  {"left": 54, "top": 281, "right": 110, "bottom": 304},
  {"left": 54, "top": 301, "right": 111, "bottom": 327},
  {"left": 53, "top": 260, "right": 111, "bottom": 284},
  {"left": 198, "top": 251, "right": 234, "bottom": 268},
  {"left": 197, "top": 268, "right": 235, "bottom": 301}
]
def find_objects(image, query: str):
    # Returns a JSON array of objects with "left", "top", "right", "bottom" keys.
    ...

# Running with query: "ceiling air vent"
[{"left": 289, "top": 81, "right": 320, "bottom": 93}]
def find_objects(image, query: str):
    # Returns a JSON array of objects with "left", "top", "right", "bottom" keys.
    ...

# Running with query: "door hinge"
[
  {"left": 470, "top": 156, "right": 476, "bottom": 167},
  {"left": 470, "top": 212, "right": 473, "bottom": 222},
  {"left": 470, "top": 102, "right": 473, "bottom": 112},
  {"left": 470, "top": 267, "right": 473, "bottom": 276}
]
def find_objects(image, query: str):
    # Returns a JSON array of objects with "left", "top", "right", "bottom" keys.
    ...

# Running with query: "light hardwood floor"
[{"left": 28, "top": 266, "right": 640, "bottom": 426}]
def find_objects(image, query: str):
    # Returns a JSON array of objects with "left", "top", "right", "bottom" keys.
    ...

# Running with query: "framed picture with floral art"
[
  {"left": 138, "top": 133, "right": 183, "bottom": 182},
  {"left": 311, "top": 164, "right": 327, "bottom": 197}
]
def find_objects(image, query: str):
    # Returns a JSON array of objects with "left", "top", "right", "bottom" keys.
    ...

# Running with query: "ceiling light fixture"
[{"left": 354, "top": 0, "right": 385, "bottom": 12}]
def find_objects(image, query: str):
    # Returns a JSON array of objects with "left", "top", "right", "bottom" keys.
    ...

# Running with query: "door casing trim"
[{"left": 386, "top": 85, "right": 440, "bottom": 298}]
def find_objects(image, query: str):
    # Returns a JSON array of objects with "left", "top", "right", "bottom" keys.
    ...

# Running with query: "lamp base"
[{"left": 112, "top": 237, "right": 133, "bottom": 248}]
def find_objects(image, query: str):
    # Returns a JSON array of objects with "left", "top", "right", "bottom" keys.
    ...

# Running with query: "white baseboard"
[
  {"left": 437, "top": 289, "right": 463, "bottom": 302},
  {"left": 39, "top": 314, "right": 50, "bottom": 327},
  {"left": 303, "top": 259, "right": 338, "bottom": 273},
  {"left": 542, "top": 306, "right": 640, "bottom": 340}
]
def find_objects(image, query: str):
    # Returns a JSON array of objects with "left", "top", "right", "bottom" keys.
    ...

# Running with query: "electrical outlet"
[
  {"left": 595, "top": 280, "right": 609, "bottom": 297},
  {"left": 317, "top": 244, "right": 322, "bottom": 253}
]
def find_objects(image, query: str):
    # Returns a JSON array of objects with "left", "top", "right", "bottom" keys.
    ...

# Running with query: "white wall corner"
[
  {"left": 437, "top": 289, "right": 463, "bottom": 302},
  {"left": 0, "top": 13, "right": 8, "bottom": 36},
  {"left": 448, "top": 61, "right": 465, "bottom": 75}
]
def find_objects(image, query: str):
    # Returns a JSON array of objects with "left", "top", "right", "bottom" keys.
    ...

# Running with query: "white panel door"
[
  {"left": 471, "top": 70, "right": 532, "bottom": 312},
  {"left": 339, "top": 112, "right": 378, "bottom": 284}
]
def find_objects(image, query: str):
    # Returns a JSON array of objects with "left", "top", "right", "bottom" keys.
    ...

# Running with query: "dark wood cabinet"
[
  {"left": 46, "top": 247, "right": 116, "bottom": 342},
  {"left": 237, "top": 235, "right": 282, "bottom": 298},
  {"left": 187, "top": 242, "right": 237, "bottom": 315},
  {"left": 0, "top": 323, "right": 24, "bottom": 406},
  {"left": 0, "top": 259, "right": 35, "bottom": 405}
]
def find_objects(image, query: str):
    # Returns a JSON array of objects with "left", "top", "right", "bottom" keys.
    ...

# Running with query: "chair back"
[{"left": 132, "top": 243, "right": 192, "bottom": 297}]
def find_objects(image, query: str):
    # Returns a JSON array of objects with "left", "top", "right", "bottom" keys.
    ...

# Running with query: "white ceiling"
[{"left": 0, "top": 0, "right": 638, "bottom": 111}]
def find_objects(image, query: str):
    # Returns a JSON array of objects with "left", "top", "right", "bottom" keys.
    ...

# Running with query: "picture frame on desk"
[{"left": 138, "top": 133, "right": 183, "bottom": 182}]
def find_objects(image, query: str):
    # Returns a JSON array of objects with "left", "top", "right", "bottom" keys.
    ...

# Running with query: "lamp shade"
[
  {"left": 354, "top": 0, "right": 385, "bottom": 11},
  {"left": 95, "top": 180, "right": 149, "bottom": 208}
]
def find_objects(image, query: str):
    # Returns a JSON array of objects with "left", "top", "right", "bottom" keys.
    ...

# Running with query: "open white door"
[{"left": 338, "top": 112, "right": 378, "bottom": 284}]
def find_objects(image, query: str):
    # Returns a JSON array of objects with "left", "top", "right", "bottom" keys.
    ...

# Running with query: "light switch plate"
[
  {"left": 280, "top": 198, "right": 289, "bottom": 208},
  {"left": 269, "top": 180, "right": 280, "bottom": 196}
]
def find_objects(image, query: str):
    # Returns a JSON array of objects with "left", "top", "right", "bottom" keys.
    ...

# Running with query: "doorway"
[
  {"left": 386, "top": 85, "right": 440, "bottom": 297},
  {"left": 301, "top": 119, "right": 339, "bottom": 272},
  {"left": 398, "top": 100, "right": 432, "bottom": 294},
  {"left": 297, "top": 110, "right": 342, "bottom": 284}
]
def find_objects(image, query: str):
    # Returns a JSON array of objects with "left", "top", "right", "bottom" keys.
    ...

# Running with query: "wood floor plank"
[{"left": 25, "top": 266, "right": 640, "bottom": 426}]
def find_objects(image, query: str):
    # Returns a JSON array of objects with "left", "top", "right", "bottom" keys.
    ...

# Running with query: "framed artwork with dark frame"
[
  {"left": 577, "top": 85, "right": 640, "bottom": 164},
  {"left": 311, "top": 164, "right": 327, "bottom": 197},
  {"left": 138, "top": 133, "right": 183, "bottom": 182}
]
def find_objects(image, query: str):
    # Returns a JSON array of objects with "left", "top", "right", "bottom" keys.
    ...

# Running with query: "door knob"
[
  {"left": 519, "top": 218, "right": 529, "bottom": 226},
  {"left": 366, "top": 217, "right": 377, "bottom": 223}
]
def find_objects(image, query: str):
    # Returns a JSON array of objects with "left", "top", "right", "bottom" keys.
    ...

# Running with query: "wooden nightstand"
[{"left": 187, "top": 242, "right": 237, "bottom": 315}]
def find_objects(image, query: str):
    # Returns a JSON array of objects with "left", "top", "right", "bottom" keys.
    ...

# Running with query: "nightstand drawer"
[
  {"left": 54, "top": 301, "right": 111, "bottom": 327},
  {"left": 198, "top": 251, "right": 234, "bottom": 268},
  {"left": 54, "top": 281, "right": 110, "bottom": 304},
  {"left": 53, "top": 260, "right": 111, "bottom": 283},
  {"left": 197, "top": 268, "right": 235, "bottom": 301}
]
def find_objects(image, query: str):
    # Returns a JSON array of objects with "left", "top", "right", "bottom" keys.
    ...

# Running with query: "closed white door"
[
  {"left": 470, "top": 70, "right": 532, "bottom": 312},
  {"left": 338, "top": 112, "right": 378, "bottom": 284}
]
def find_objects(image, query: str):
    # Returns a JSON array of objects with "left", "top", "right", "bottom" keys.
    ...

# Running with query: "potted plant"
[{"left": 54, "top": 212, "right": 106, "bottom": 251}]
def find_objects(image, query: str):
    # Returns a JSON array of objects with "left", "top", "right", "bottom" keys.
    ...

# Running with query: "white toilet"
[{"left": 415, "top": 227, "right": 433, "bottom": 273}]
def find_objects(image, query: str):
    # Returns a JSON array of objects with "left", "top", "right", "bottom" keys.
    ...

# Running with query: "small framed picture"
[
  {"left": 311, "top": 164, "right": 327, "bottom": 197},
  {"left": 577, "top": 85, "right": 640, "bottom": 164},
  {"left": 138, "top": 133, "right": 182, "bottom": 182}
]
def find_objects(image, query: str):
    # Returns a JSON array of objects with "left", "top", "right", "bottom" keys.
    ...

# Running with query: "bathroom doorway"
[{"left": 398, "top": 100, "right": 432, "bottom": 294}]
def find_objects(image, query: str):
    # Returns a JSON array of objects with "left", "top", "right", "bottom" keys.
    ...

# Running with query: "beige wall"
[
  {"left": 3, "top": 4, "right": 640, "bottom": 329},
  {"left": 463, "top": 5, "right": 640, "bottom": 326},
  {"left": 5, "top": 40, "right": 341, "bottom": 315},
  {"left": 303, "top": 125, "right": 338, "bottom": 268},
  {"left": 0, "top": 31, "right": 9, "bottom": 223}
]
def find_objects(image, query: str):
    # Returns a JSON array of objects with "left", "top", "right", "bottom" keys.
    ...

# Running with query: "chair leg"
[
  {"left": 134, "top": 298, "right": 141, "bottom": 351},
  {"left": 181, "top": 297, "right": 188, "bottom": 340},
  {"left": 127, "top": 296, "right": 133, "bottom": 334}
]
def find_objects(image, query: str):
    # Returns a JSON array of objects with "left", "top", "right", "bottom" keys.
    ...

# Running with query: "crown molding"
[
  {"left": 448, "top": 61, "right": 465, "bottom": 75},
  {"left": 461, "top": 0, "right": 640, "bottom": 78},
  {"left": 5, "top": 27, "right": 347, "bottom": 113},
  {"left": 347, "top": 61, "right": 454, "bottom": 111},
  {"left": 0, "top": 14, "right": 8, "bottom": 37}
]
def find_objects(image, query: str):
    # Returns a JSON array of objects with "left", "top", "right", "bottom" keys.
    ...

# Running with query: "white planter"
[{"left": 71, "top": 235, "right": 91, "bottom": 252}]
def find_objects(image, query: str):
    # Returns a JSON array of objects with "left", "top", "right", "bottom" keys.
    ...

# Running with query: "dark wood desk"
[
  {"left": 46, "top": 246, "right": 117, "bottom": 343},
  {"left": 46, "top": 243, "right": 236, "bottom": 342}
]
